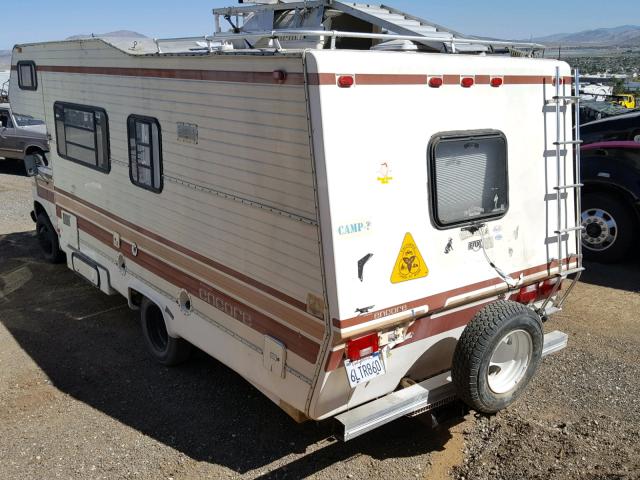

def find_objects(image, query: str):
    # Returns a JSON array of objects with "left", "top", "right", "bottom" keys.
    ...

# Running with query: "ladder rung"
[
  {"left": 559, "top": 267, "right": 585, "bottom": 276},
  {"left": 554, "top": 226, "right": 584, "bottom": 234},
  {"left": 554, "top": 183, "right": 583, "bottom": 190},
  {"left": 546, "top": 95, "right": 580, "bottom": 104},
  {"left": 553, "top": 140, "right": 583, "bottom": 146}
]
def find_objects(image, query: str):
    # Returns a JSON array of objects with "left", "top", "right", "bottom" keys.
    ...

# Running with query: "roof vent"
[{"left": 371, "top": 39, "right": 418, "bottom": 52}]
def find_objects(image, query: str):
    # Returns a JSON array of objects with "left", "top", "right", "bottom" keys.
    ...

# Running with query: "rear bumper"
[{"left": 335, "top": 330, "right": 568, "bottom": 441}]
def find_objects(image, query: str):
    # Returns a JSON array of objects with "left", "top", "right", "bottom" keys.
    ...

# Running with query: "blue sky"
[{"left": 1, "top": 0, "right": 639, "bottom": 50}]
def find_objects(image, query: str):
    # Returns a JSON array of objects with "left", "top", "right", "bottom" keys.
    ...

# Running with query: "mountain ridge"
[{"left": 531, "top": 25, "right": 640, "bottom": 46}]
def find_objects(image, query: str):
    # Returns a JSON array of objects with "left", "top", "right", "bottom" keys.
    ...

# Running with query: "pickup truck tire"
[
  {"left": 35, "top": 212, "right": 65, "bottom": 263},
  {"left": 581, "top": 192, "right": 635, "bottom": 263},
  {"left": 452, "top": 300, "right": 543, "bottom": 414},
  {"left": 140, "top": 297, "right": 192, "bottom": 366}
]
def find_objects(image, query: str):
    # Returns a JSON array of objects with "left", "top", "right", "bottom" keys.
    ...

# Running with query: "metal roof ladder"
[{"left": 541, "top": 68, "right": 585, "bottom": 316}]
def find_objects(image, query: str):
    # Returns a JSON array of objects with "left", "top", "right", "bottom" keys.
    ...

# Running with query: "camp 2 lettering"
[{"left": 337, "top": 221, "right": 372, "bottom": 236}]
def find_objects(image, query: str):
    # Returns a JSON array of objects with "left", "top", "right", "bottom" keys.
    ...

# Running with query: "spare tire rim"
[
  {"left": 581, "top": 208, "right": 617, "bottom": 252},
  {"left": 487, "top": 329, "right": 533, "bottom": 394}
]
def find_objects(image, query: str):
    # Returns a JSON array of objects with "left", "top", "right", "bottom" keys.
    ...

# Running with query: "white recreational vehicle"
[{"left": 10, "top": 1, "right": 583, "bottom": 440}]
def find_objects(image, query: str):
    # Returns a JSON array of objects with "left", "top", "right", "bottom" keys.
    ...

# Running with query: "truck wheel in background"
[
  {"left": 452, "top": 300, "right": 543, "bottom": 414},
  {"left": 140, "top": 297, "right": 192, "bottom": 366},
  {"left": 581, "top": 192, "right": 635, "bottom": 263},
  {"left": 35, "top": 212, "right": 65, "bottom": 263}
]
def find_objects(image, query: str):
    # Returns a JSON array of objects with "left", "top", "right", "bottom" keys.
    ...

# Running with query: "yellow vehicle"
[{"left": 614, "top": 93, "right": 636, "bottom": 109}]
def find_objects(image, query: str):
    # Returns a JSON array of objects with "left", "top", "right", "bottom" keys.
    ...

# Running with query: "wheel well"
[
  {"left": 128, "top": 288, "right": 144, "bottom": 310},
  {"left": 33, "top": 201, "right": 47, "bottom": 219},
  {"left": 25, "top": 146, "right": 48, "bottom": 165},
  {"left": 582, "top": 182, "right": 640, "bottom": 223}
]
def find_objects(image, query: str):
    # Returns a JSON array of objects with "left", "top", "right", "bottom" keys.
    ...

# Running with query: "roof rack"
[
  {"left": 209, "top": 1, "right": 545, "bottom": 55},
  {"left": 205, "top": 29, "right": 544, "bottom": 54}
]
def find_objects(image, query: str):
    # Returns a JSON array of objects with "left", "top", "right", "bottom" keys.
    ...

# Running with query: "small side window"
[
  {"left": 17, "top": 61, "right": 37, "bottom": 91},
  {"left": 429, "top": 130, "right": 508, "bottom": 228},
  {"left": 127, "top": 115, "right": 163, "bottom": 193},
  {"left": 54, "top": 102, "right": 110, "bottom": 172}
]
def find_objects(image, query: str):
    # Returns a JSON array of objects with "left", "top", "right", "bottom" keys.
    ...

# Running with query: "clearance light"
[
  {"left": 338, "top": 75, "right": 355, "bottom": 88},
  {"left": 272, "top": 70, "right": 287, "bottom": 83},
  {"left": 461, "top": 77, "right": 475, "bottom": 88},
  {"left": 490, "top": 77, "right": 504, "bottom": 87},
  {"left": 428, "top": 76, "right": 443, "bottom": 88},
  {"left": 346, "top": 333, "right": 379, "bottom": 361}
]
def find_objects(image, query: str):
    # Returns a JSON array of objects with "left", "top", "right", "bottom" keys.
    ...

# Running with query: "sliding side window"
[
  {"left": 127, "top": 115, "right": 163, "bottom": 193},
  {"left": 429, "top": 131, "right": 508, "bottom": 228},
  {"left": 54, "top": 102, "right": 110, "bottom": 172},
  {"left": 17, "top": 61, "right": 37, "bottom": 90}
]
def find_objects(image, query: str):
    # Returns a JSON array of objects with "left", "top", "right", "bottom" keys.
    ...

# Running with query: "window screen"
[
  {"left": 429, "top": 131, "right": 508, "bottom": 227},
  {"left": 127, "top": 115, "right": 163, "bottom": 193},
  {"left": 54, "top": 102, "right": 110, "bottom": 172},
  {"left": 17, "top": 61, "right": 37, "bottom": 90}
]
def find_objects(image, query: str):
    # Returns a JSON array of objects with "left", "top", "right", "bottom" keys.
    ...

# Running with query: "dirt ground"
[{"left": 1, "top": 158, "right": 639, "bottom": 480}]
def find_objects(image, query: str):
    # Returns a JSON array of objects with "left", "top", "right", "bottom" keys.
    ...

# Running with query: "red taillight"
[
  {"left": 428, "top": 76, "right": 443, "bottom": 88},
  {"left": 515, "top": 284, "right": 538, "bottom": 304},
  {"left": 461, "top": 77, "right": 474, "bottom": 88},
  {"left": 539, "top": 277, "right": 561, "bottom": 297},
  {"left": 337, "top": 75, "right": 355, "bottom": 88},
  {"left": 490, "top": 77, "right": 503, "bottom": 87},
  {"left": 346, "top": 333, "right": 379, "bottom": 361}
]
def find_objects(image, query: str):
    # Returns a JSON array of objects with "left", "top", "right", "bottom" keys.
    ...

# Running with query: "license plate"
[{"left": 345, "top": 353, "right": 386, "bottom": 387}]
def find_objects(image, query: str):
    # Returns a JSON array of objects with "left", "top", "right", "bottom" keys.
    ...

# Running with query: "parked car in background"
[
  {"left": 580, "top": 111, "right": 640, "bottom": 262},
  {"left": 0, "top": 103, "right": 49, "bottom": 163}
]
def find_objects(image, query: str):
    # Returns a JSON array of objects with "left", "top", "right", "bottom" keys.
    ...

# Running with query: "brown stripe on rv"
[
  {"left": 333, "top": 259, "right": 572, "bottom": 329},
  {"left": 308, "top": 73, "right": 573, "bottom": 86},
  {"left": 54, "top": 187, "right": 308, "bottom": 313},
  {"left": 355, "top": 73, "right": 427, "bottom": 85},
  {"left": 26, "top": 65, "right": 573, "bottom": 87},
  {"left": 55, "top": 193, "right": 325, "bottom": 343},
  {"left": 37, "top": 65, "right": 306, "bottom": 85},
  {"left": 36, "top": 183, "right": 55, "bottom": 203},
  {"left": 75, "top": 215, "right": 320, "bottom": 364}
]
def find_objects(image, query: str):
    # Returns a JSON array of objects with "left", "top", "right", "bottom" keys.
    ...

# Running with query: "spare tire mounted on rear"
[{"left": 452, "top": 300, "right": 544, "bottom": 414}]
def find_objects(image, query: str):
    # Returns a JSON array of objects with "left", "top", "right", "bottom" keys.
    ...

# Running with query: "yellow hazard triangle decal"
[{"left": 390, "top": 233, "right": 429, "bottom": 284}]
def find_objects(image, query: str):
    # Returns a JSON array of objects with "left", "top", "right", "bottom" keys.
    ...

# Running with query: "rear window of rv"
[
  {"left": 17, "top": 61, "right": 37, "bottom": 91},
  {"left": 429, "top": 131, "right": 508, "bottom": 228},
  {"left": 54, "top": 103, "right": 110, "bottom": 173}
]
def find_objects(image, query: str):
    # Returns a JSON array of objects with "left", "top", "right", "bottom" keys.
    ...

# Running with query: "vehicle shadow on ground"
[
  {"left": 580, "top": 257, "right": 640, "bottom": 293},
  {"left": 0, "top": 158, "right": 27, "bottom": 177},
  {"left": 0, "top": 231, "right": 460, "bottom": 477}
]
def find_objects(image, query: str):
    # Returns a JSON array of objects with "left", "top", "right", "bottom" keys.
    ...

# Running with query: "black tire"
[
  {"left": 140, "top": 297, "right": 192, "bottom": 366},
  {"left": 581, "top": 192, "right": 636, "bottom": 263},
  {"left": 35, "top": 212, "right": 65, "bottom": 263},
  {"left": 452, "top": 300, "right": 543, "bottom": 414}
]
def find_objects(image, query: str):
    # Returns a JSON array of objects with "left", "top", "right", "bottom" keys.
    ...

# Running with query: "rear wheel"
[
  {"left": 140, "top": 297, "right": 192, "bottom": 366},
  {"left": 35, "top": 212, "right": 65, "bottom": 263},
  {"left": 452, "top": 301, "right": 543, "bottom": 414},
  {"left": 581, "top": 192, "right": 636, "bottom": 263}
]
